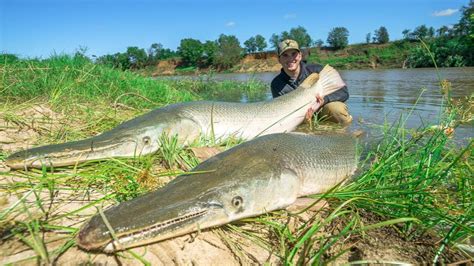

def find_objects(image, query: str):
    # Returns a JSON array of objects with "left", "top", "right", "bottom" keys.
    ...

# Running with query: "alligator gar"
[
  {"left": 5, "top": 65, "right": 345, "bottom": 169},
  {"left": 77, "top": 133, "right": 358, "bottom": 252}
]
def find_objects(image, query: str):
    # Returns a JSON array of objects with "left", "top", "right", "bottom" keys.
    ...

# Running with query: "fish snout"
[
  {"left": 77, "top": 219, "right": 111, "bottom": 251},
  {"left": 4, "top": 151, "right": 41, "bottom": 169}
]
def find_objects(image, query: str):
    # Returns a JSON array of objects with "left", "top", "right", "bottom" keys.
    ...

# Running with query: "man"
[{"left": 271, "top": 39, "right": 352, "bottom": 124}]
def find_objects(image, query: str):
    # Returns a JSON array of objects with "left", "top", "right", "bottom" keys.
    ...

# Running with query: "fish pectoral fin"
[{"left": 286, "top": 197, "right": 328, "bottom": 213}]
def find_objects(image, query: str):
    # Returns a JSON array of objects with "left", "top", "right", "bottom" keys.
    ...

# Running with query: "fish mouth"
[
  {"left": 77, "top": 199, "right": 226, "bottom": 252},
  {"left": 102, "top": 209, "right": 209, "bottom": 252}
]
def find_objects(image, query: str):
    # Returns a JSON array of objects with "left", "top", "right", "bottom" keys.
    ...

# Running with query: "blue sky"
[{"left": 0, "top": 0, "right": 468, "bottom": 58}]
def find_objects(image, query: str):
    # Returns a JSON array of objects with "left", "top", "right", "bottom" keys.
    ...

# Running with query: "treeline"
[
  {"left": 4, "top": 3, "right": 471, "bottom": 70},
  {"left": 403, "top": 3, "right": 473, "bottom": 67}
]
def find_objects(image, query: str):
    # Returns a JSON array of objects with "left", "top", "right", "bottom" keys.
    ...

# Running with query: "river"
[{"left": 160, "top": 67, "right": 474, "bottom": 145}]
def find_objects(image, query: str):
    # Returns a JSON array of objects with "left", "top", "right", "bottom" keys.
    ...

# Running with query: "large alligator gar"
[
  {"left": 5, "top": 65, "right": 345, "bottom": 169},
  {"left": 77, "top": 133, "right": 358, "bottom": 252}
]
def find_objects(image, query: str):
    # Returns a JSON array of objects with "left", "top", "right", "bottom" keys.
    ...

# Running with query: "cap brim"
[{"left": 278, "top": 48, "right": 301, "bottom": 56}]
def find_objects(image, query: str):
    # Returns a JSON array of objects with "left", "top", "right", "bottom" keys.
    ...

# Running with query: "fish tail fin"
[
  {"left": 299, "top": 73, "right": 320, "bottom": 89},
  {"left": 314, "top": 65, "right": 346, "bottom": 96}
]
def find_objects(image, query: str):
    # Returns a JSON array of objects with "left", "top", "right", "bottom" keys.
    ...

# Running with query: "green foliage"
[
  {"left": 436, "top": 26, "right": 451, "bottom": 37},
  {"left": 213, "top": 34, "right": 243, "bottom": 70},
  {"left": 365, "top": 32, "right": 371, "bottom": 44},
  {"left": 243, "top": 34, "right": 267, "bottom": 53},
  {"left": 373, "top": 26, "right": 389, "bottom": 44},
  {"left": 327, "top": 27, "right": 349, "bottom": 49},
  {"left": 404, "top": 25, "right": 435, "bottom": 41},
  {"left": 244, "top": 36, "right": 258, "bottom": 53},
  {"left": 254, "top": 34, "right": 267, "bottom": 52},
  {"left": 314, "top": 39, "right": 324, "bottom": 48},
  {"left": 407, "top": 37, "right": 469, "bottom": 67},
  {"left": 177, "top": 38, "right": 204, "bottom": 67},
  {"left": 270, "top": 26, "right": 313, "bottom": 50},
  {"left": 126, "top": 46, "right": 147, "bottom": 69},
  {"left": 452, "top": 1, "right": 473, "bottom": 36},
  {"left": 269, "top": 33, "right": 280, "bottom": 50},
  {"left": 289, "top": 26, "right": 312, "bottom": 48},
  {"left": 1, "top": 53, "right": 20, "bottom": 64},
  {"left": 202, "top": 40, "right": 218, "bottom": 67},
  {"left": 402, "top": 29, "right": 411, "bottom": 39},
  {"left": 147, "top": 43, "right": 177, "bottom": 63}
]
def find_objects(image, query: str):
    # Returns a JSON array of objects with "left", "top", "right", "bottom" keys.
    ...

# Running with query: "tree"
[
  {"left": 366, "top": 33, "right": 371, "bottom": 44},
  {"left": 314, "top": 39, "right": 324, "bottom": 48},
  {"left": 270, "top": 26, "right": 313, "bottom": 51},
  {"left": 410, "top": 25, "right": 429, "bottom": 40},
  {"left": 254, "top": 34, "right": 267, "bottom": 52},
  {"left": 373, "top": 26, "right": 389, "bottom": 44},
  {"left": 452, "top": 1, "right": 473, "bottom": 37},
  {"left": 202, "top": 40, "right": 218, "bottom": 67},
  {"left": 269, "top": 34, "right": 280, "bottom": 50},
  {"left": 148, "top": 43, "right": 162, "bottom": 61},
  {"left": 213, "top": 34, "right": 243, "bottom": 69},
  {"left": 436, "top": 26, "right": 450, "bottom": 37},
  {"left": 178, "top": 38, "right": 203, "bottom": 66},
  {"left": 402, "top": 29, "right": 411, "bottom": 40},
  {"left": 327, "top": 27, "right": 349, "bottom": 49},
  {"left": 427, "top": 27, "right": 435, "bottom": 38},
  {"left": 281, "top": 30, "right": 291, "bottom": 41},
  {"left": 289, "top": 26, "right": 312, "bottom": 48},
  {"left": 244, "top": 35, "right": 267, "bottom": 53},
  {"left": 126, "top": 46, "right": 147, "bottom": 69},
  {"left": 244, "top": 37, "right": 257, "bottom": 53}
]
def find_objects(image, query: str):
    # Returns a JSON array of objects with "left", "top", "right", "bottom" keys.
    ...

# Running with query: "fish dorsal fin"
[{"left": 299, "top": 73, "right": 320, "bottom": 90}]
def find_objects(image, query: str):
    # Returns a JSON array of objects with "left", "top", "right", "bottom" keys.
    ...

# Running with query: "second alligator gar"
[
  {"left": 77, "top": 133, "right": 358, "bottom": 252},
  {"left": 5, "top": 65, "right": 345, "bottom": 169}
]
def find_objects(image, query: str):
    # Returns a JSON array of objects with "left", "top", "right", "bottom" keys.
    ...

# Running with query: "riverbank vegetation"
[{"left": 0, "top": 52, "right": 472, "bottom": 264}]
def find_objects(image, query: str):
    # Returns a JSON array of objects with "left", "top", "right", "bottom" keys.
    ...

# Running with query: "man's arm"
[
  {"left": 271, "top": 80, "right": 280, "bottom": 98},
  {"left": 323, "top": 85, "right": 349, "bottom": 103}
]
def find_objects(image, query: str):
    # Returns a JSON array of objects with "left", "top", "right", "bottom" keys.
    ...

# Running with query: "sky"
[{"left": 0, "top": 0, "right": 469, "bottom": 58}]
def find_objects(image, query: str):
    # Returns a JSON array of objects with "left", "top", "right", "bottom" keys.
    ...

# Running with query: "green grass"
[{"left": 0, "top": 55, "right": 472, "bottom": 264}]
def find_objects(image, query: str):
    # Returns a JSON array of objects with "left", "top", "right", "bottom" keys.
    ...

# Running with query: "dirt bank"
[{"left": 148, "top": 44, "right": 408, "bottom": 76}]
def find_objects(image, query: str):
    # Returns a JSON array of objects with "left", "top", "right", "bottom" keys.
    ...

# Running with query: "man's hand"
[
  {"left": 305, "top": 93, "right": 325, "bottom": 122},
  {"left": 316, "top": 93, "right": 324, "bottom": 105},
  {"left": 305, "top": 107, "right": 315, "bottom": 121}
]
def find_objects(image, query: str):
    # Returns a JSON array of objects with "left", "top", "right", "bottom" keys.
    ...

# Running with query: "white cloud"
[
  {"left": 225, "top": 21, "right": 236, "bottom": 27},
  {"left": 432, "top": 8, "right": 458, "bottom": 17},
  {"left": 284, "top": 13, "right": 296, "bottom": 19}
]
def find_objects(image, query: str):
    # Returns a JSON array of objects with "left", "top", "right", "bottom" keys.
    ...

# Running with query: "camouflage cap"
[{"left": 277, "top": 39, "right": 300, "bottom": 56}]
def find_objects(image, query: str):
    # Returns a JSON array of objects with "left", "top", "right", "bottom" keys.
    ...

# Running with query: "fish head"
[
  {"left": 4, "top": 125, "right": 164, "bottom": 169},
  {"left": 77, "top": 155, "right": 299, "bottom": 252}
]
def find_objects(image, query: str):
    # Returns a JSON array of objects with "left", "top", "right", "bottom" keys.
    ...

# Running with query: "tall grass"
[{"left": 1, "top": 54, "right": 268, "bottom": 109}]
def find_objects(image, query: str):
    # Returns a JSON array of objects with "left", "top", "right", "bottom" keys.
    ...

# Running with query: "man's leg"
[{"left": 317, "top": 101, "right": 353, "bottom": 125}]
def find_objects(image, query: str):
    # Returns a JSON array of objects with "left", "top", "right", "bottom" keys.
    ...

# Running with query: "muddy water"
[{"left": 193, "top": 67, "right": 474, "bottom": 144}]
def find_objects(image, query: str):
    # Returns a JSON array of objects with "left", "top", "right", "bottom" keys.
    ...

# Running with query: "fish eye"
[
  {"left": 231, "top": 196, "right": 243, "bottom": 208},
  {"left": 142, "top": 136, "right": 151, "bottom": 145}
]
